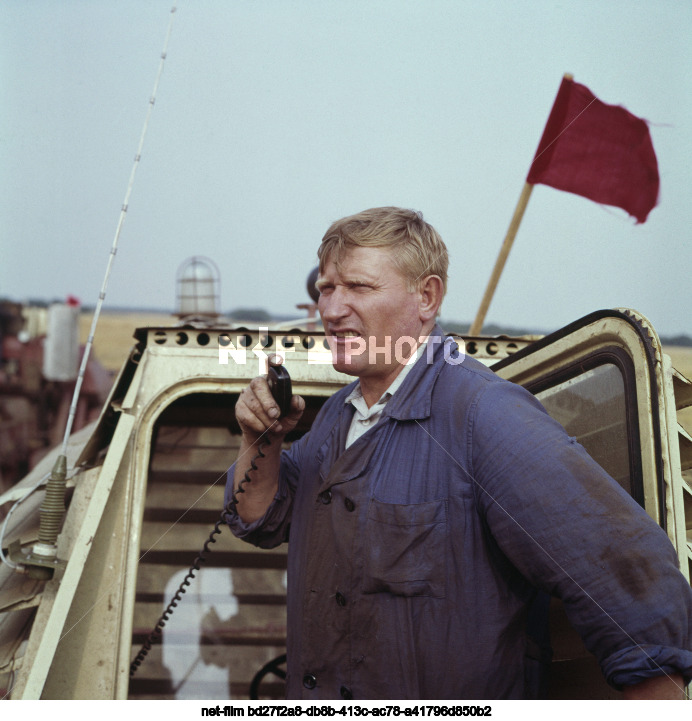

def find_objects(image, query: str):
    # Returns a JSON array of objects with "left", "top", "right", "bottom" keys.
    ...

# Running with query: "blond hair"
[{"left": 317, "top": 207, "right": 449, "bottom": 295}]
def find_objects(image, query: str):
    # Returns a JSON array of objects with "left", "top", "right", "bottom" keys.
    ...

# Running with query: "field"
[{"left": 79, "top": 310, "right": 173, "bottom": 373}]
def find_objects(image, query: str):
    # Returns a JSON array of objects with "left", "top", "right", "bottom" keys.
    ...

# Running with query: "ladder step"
[
  {"left": 135, "top": 591, "right": 286, "bottom": 605},
  {"left": 137, "top": 550, "right": 288, "bottom": 569},
  {"left": 131, "top": 630, "right": 286, "bottom": 646}
]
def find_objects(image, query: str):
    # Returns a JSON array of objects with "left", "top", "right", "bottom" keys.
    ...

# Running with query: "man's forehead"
[{"left": 321, "top": 245, "right": 395, "bottom": 277}]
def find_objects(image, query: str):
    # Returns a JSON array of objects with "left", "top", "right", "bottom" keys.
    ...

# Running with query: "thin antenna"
[
  {"left": 61, "top": 5, "right": 177, "bottom": 456},
  {"left": 5, "top": 6, "right": 180, "bottom": 580}
]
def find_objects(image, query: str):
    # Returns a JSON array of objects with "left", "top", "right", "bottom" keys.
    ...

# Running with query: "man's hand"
[
  {"left": 232, "top": 359, "right": 304, "bottom": 523},
  {"left": 236, "top": 372, "right": 304, "bottom": 444},
  {"left": 623, "top": 673, "right": 685, "bottom": 699}
]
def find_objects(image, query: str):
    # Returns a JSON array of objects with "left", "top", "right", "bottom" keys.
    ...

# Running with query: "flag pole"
[
  {"left": 469, "top": 181, "right": 534, "bottom": 335},
  {"left": 469, "top": 73, "right": 576, "bottom": 336}
]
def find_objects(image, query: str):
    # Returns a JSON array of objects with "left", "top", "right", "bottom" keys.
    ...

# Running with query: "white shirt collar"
[{"left": 344, "top": 339, "right": 428, "bottom": 415}]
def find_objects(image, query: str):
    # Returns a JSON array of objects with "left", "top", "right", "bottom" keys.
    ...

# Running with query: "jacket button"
[
  {"left": 335, "top": 591, "right": 347, "bottom": 607},
  {"left": 303, "top": 673, "right": 317, "bottom": 690},
  {"left": 344, "top": 497, "right": 355, "bottom": 512},
  {"left": 319, "top": 490, "right": 332, "bottom": 504},
  {"left": 340, "top": 686, "right": 353, "bottom": 699}
]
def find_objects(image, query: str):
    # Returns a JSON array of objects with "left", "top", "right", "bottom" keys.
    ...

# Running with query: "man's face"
[{"left": 316, "top": 246, "right": 427, "bottom": 393}]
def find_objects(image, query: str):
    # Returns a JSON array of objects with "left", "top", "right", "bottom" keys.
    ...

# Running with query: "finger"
[
  {"left": 236, "top": 398, "right": 273, "bottom": 436},
  {"left": 276, "top": 395, "right": 305, "bottom": 434},
  {"left": 248, "top": 376, "right": 283, "bottom": 420},
  {"left": 287, "top": 394, "right": 305, "bottom": 419},
  {"left": 237, "top": 384, "right": 278, "bottom": 431}
]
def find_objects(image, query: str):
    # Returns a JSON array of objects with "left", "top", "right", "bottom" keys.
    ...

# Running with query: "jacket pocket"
[{"left": 362, "top": 498, "right": 447, "bottom": 598}]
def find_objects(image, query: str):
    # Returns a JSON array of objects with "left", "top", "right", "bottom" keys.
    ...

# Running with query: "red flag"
[{"left": 526, "top": 76, "right": 659, "bottom": 223}]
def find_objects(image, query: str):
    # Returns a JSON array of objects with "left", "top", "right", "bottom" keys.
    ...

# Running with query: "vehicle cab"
[{"left": 0, "top": 308, "right": 690, "bottom": 699}]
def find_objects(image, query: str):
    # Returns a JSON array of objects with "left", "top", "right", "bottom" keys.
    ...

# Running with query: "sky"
[{"left": 2, "top": 0, "right": 691, "bottom": 337}]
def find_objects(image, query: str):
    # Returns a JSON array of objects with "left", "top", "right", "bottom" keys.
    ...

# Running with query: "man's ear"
[{"left": 418, "top": 275, "right": 444, "bottom": 322}]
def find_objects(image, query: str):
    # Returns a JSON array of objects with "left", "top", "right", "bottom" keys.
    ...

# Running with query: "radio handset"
[
  {"left": 267, "top": 361, "right": 292, "bottom": 419},
  {"left": 130, "top": 363, "right": 293, "bottom": 679}
]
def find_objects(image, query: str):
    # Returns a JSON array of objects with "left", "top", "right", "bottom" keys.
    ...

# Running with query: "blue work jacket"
[{"left": 227, "top": 327, "right": 692, "bottom": 699}]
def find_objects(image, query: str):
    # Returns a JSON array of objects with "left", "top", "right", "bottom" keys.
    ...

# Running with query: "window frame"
[{"left": 492, "top": 309, "right": 666, "bottom": 530}]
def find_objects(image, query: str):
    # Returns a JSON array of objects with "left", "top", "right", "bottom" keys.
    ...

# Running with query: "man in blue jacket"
[{"left": 226, "top": 206, "right": 692, "bottom": 699}]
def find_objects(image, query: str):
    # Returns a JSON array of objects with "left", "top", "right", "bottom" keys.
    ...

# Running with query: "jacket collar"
[{"left": 379, "top": 324, "right": 457, "bottom": 422}]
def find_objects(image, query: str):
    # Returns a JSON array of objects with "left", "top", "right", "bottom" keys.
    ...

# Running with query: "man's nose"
[{"left": 319, "top": 288, "right": 349, "bottom": 323}]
